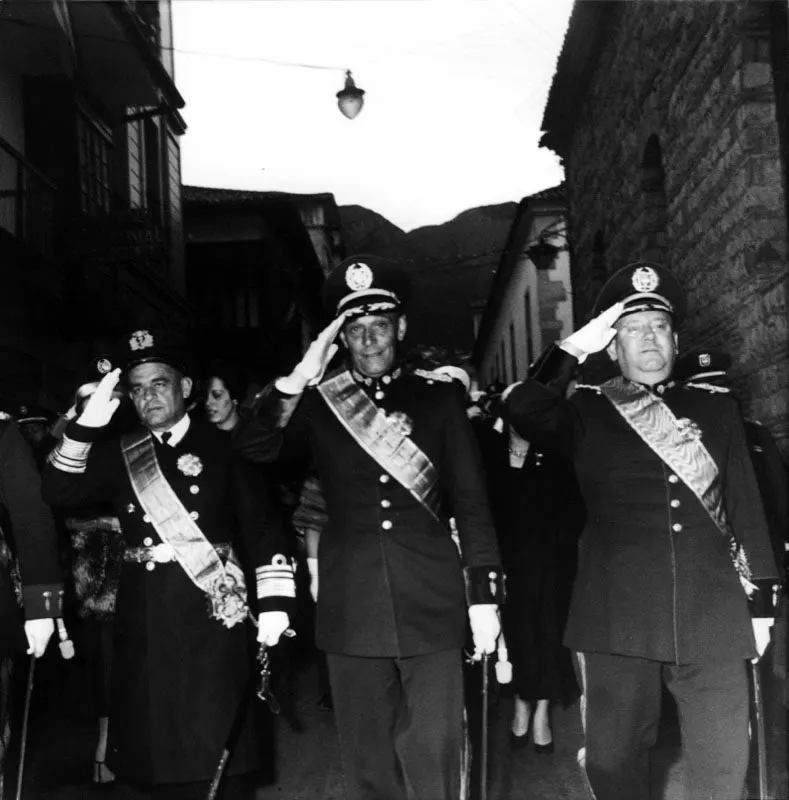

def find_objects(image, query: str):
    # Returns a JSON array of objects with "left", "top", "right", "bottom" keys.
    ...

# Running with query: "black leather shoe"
[
  {"left": 533, "top": 741, "right": 554, "bottom": 755},
  {"left": 510, "top": 731, "right": 530, "bottom": 749}
]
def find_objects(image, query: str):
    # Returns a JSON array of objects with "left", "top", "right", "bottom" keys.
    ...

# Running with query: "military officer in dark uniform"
[
  {"left": 42, "top": 330, "right": 295, "bottom": 800},
  {"left": 503, "top": 262, "right": 780, "bottom": 800},
  {"left": 251, "top": 255, "right": 504, "bottom": 800}
]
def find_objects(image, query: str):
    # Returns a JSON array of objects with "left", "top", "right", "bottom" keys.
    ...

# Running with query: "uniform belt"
[
  {"left": 64, "top": 516, "right": 122, "bottom": 534},
  {"left": 124, "top": 542, "right": 232, "bottom": 565}
]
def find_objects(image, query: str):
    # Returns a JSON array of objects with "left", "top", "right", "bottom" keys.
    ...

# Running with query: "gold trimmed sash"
[
  {"left": 598, "top": 376, "right": 752, "bottom": 582},
  {"left": 318, "top": 370, "right": 443, "bottom": 523},
  {"left": 120, "top": 429, "right": 249, "bottom": 627}
]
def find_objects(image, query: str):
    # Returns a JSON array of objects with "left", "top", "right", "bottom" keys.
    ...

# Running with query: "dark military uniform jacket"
[
  {"left": 254, "top": 364, "right": 502, "bottom": 658},
  {"left": 505, "top": 348, "right": 778, "bottom": 665},
  {"left": 0, "top": 418, "right": 63, "bottom": 655},
  {"left": 42, "top": 415, "right": 290, "bottom": 785}
]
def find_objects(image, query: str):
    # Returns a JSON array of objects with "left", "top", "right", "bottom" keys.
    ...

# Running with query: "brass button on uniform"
[
  {"left": 668, "top": 475, "right": 679, "bottom": 484},
  {"left": 381, "top": 520, "right": 393, "bottom": 530},
  {"left": 670, "top": 499, "right": 680, "bottom": 508},
  {"left": 145, "top": 562, "right": 155, "bottom": 572},
  {"left": 143, "top": 537, "right": 153, "bottom": 546},
  {"left": 190, "top": 485, "right": 199, "bottom": 495},
  {"left": 143, "top": 514, "right": 151, "bottom": 523},
  {"left": 381, "top": 499, "right": 391, "bottom": 508},
  {"left": 189, "top": 511, "right": 199, "bottom": 521},
  {"left": 379, "top": 474, "right": 390, "bottom": 484},
  {"left": 672, "top": 523, "right": 682, "bottom": 532}
]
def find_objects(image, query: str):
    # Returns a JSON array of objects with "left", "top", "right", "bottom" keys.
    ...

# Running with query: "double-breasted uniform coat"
[
  {"left": 505, "top": 349, "right": 778, "bottom": 665},
  {"left": 43, "top": 415, "right": 289, "bottom": 786},
  {"left": 256, "top": 365, "right": 502, "bottom": 658},
  {"left": 0, "top": 417, "right": 64, "bottom": 655}
]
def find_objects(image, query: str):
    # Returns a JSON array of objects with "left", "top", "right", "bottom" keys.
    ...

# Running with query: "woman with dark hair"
[{"left": 204, "top": 361, "right": 248, "bottom": 433}]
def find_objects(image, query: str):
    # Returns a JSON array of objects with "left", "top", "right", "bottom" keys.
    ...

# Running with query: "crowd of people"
[{"left": 0, "top": 253, "right": 785, "bottom": 800}]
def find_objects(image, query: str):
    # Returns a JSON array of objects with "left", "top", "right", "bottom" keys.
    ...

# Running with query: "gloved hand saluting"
[
  {"left": 277, "top": 313, "right": 348, "bottom": 394},
  {"left": 560, "top": 302, "right": 625, "bottom": 362},
  {"left": 468, "top": 604, "right": 501, "bottom": 660},
  {"left": 77, "top": 368, "right": 122, "bottom": 428}
]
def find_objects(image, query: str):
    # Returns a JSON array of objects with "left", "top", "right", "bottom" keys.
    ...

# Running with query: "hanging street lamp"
[{"left": 337, "top": 70, "right": 365, "bottom": 119}]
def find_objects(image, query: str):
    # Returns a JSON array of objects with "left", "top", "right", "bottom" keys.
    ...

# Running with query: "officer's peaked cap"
[
  {"left": 17, "top": 404, "right": 55, "bottom": 425},
  {"left": 674, "top": 348, "right": 732, "bottom": 383},
  {"left": 322, "top": 255, "right": 411, "bottom": 320},
  {"left": 115, "top": 328, "right": 191, "bottom": 375},
  {"left": 592, "top": 261, "right": 686, "bottom": 324}
]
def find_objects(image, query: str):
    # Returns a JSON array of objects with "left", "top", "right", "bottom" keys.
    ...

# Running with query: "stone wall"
[{"left": 561, "top": 0, "right": 788, "bottom": 453}]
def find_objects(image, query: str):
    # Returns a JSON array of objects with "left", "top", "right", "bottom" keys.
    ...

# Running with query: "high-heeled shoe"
[{"left": 93, "top": 760, "right": 116, "bottom": 784}]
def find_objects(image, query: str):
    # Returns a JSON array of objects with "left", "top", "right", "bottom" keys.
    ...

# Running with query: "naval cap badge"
[
  {"left": 631, "top": 265, "right": 660, "bottom": 293},
  {"left": 345, "top": 262, "right": 374, "bottom": 291},
  {"left": 699, "top": 353, "right": 711, "bottom": 367},
  {"left": 96, "top": 358, "right": 113, "bottom": 374},
  {"left": 129, "top": 330, "right": 154, "bottom": 351}
]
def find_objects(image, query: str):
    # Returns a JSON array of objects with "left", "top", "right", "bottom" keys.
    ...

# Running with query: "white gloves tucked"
[
  {"left": 560, "top": 302, "right": 625, "bottom": 361},
  {"left": 468, "top": 604, "right": 501, "bottom": 660},
  {"left": 257, "top": 611, "right": 291, "bottom": 648},
  {"left": 25, "top": 618, "right": 55, "bottom": 658},
  {"left": 307, "top": 557, "right": 319, "bottom": 603},
  {"left": 78, "top": 368, "right": 122, "bottom": 427}
]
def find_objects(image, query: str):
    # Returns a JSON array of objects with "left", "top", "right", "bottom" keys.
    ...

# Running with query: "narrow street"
[{"left": 18, "top": 645, "right": 696, "bottom": 800}]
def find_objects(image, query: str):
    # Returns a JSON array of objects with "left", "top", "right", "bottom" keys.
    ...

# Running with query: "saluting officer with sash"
[
  {"left": 43, "top": 331, "right": 294, "bottom": 799},
  {"left": 251, "top": 255, "right": 504, "bottom": 800},
  {"left": 503, "top": 262, "right": 780, "bottom": 800}
]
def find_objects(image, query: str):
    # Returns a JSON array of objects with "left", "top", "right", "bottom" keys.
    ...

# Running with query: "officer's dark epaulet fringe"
[
  {"left": 573, "top": 383, "right": 603, "bottom": 394},
  {"left": 412, "top": 369, "right": 453, "bottom": 383},
  {"left": 683, "top": 381, "right": 730, "bottom": 394}
]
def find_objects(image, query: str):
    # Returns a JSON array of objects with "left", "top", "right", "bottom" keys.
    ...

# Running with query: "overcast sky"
[{"left": 172, "top": 0, "right": 573, "bottom": 232}]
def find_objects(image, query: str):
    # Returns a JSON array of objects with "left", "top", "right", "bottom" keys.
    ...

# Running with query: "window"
[{"left": 77, "top": 111, "right": 112, "bottom": 216}]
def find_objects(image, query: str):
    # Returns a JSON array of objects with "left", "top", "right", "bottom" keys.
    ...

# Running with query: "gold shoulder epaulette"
[
  {"left": 683, "top": 381, "right": 730, "bottom": 394},
  {"left": 413, "top": 368, "right": 453, "bottom": 383},
  {"left": 573, "top": 383, "right": 603, "bottom": 394}
]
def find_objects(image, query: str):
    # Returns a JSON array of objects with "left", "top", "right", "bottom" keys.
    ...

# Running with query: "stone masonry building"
[{"left": 540, "top": 0, "right": 788, "bottom": 454}]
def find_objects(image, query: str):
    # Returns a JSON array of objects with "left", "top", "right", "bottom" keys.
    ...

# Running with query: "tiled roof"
[
  {"left": 182, "top": 185, "right": 337, "bottom": 205},
  {"left": 526, "top": 182, "right": 565, "bottom": 204}
]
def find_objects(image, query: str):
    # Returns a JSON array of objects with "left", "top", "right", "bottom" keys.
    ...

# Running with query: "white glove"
[
  {"left": 295, "top": 314, "right": 348, "bottom": 385},
  {"left": 468, "top": 604, "right": 500, "bottom": 660},
  {"left": 77, "top": 368, "right": 122, "bottom": 428},
  {"left": 307, "top": 557, "right": 319, "bottom": 603},
  {"left": 25, "top": 618, "right": 55, "bottom": 658},
  {"left": 560, "top": 302, "right": 625, "bottom": 361},
  {"left": 751, "top": 618, "right": 774, "bottom": 663},
  {"left": 257, "top": 611, "right": 290, "bottom": 647}
]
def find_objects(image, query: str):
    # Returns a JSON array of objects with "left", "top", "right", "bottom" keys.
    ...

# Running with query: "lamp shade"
[
  {"left": 527, "top": 239, "right": 560, "bottom": 271},
  {"left": 337, "top": 70, "right": 365, "bottom": 120}
]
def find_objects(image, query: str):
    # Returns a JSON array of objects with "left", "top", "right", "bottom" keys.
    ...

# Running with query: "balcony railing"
[{"left": 0, "top": 137, "right": 57, "bottom": 260}]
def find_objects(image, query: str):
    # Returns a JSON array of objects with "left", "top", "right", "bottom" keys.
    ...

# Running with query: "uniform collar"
[
  {"left": 350, "top": 364, "right": 403, "bottom": 387},
  {"left": 151, "top": 413, "right": 190, "bottom": 447},
  {"left": 628, "top": 378, "right": 676, "bottom": 395}
]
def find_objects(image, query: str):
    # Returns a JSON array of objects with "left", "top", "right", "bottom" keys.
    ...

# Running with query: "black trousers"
[
  {"left": 578, "top": 651, "right": 749, "bottom": 800},
  {"left": 327, "top": 649, "right": 464, "bottom": 800}
]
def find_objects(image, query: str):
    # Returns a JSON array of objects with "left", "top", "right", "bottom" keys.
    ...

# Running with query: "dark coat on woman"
[
  {"left": 474, "top": 419, "right": 583, "bottom": 701},
  {"left": 42, "top": 415, "right": 288, "bottom": 785}
]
